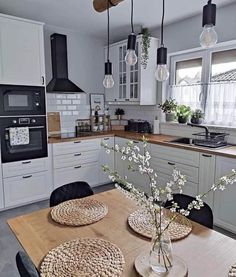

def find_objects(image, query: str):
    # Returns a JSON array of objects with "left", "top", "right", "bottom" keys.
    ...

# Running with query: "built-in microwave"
[{"left": 0, "top": 85, "right": 46, "bottom": 116}]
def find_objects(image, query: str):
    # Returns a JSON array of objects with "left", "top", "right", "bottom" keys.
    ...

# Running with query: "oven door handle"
[{"left": 5, "top": 126, "right": 45, "bottom": 130}]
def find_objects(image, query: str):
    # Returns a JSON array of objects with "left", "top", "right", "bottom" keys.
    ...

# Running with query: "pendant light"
[
  {"left": 200, "top": 0, "right": 218, "bottom": 48},
  {"left": 155, "top": 0, "right": 169, "bottom": 82},
  {"left": 103, "top": 0, "right": 114, "bottom": 89},
  {"left": 125, "top": 0, "right": 137, "bottom": 66}
]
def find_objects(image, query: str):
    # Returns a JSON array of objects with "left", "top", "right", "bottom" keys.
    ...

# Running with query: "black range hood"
[{"left": 47, "top": 33, "right": 84, "bottom": 93}]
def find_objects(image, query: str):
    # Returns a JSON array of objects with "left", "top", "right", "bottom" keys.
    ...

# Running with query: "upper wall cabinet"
[
  {"left": 104, "top": 35, "right": 159, "bottom": 105},
  {"left": 0, "top": 14, "right": 45, "bottom": 86}
]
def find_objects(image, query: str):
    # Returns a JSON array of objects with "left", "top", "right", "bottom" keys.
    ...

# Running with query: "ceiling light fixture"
[
  {"left": 155, "top": 0, "right": 169, "bottom": 82},
  {"left": 125, "top": 0, "right": 137, "bottom": 66},
  {"left": 103, "top": 0, "right": 114, "bottom": 89},
  {"left": 200, "top": 0, "right": 218, "bottom": 48}
]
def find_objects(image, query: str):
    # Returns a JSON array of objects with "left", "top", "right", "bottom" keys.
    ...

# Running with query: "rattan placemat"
[
  {"left": 128, "top": 209, "right": 192, "bottom": 241},
  {"left": 229, "top": 264, "right": 236, "bottom": 277},
  {"left": 40, "top": 238, "right": 125, "bottom": 277},
  {"left": 51, "top": 198, "right": 108, "bottom": 226}
]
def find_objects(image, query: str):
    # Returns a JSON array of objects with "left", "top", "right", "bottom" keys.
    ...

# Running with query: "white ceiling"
[{"left": 0, "top": 0, "right": 234, "bottom": 41}]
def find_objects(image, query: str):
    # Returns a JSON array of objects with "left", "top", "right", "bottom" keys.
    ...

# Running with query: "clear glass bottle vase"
[{"left": 149, "top": 227, "right": 173, "bottom": 274}]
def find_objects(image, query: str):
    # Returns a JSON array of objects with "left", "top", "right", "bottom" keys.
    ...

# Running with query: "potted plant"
[
  {"left": 115, "top": 108, "right": 125, "bottom": 120},
  {"left": 176, "top": 105, "right": 192, "bottom": 124},
  {"left": 140, "top": 27, "right": 151, "bottom": 69},
  {"left": 191, "top": 109, "right": 204, "bottom": 125},
  {"left": 159, "top": 98, "right": 177, "bottom": 122}
]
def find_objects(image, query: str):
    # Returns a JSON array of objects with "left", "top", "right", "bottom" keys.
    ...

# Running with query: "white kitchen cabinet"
[
  {"left": 214, "top": 156, "right": 236, "bottom": 233},
  {"left": 104, "top": 35, "right": 158, "bottom": 105},
  {"left": 54, "top": 162, "right": 99, "bottom": 189},
  {"left": 199, "top": 153, "right": 215, "bottom": 208},
  {"left": 0, "top": 168, "right": 4, "bottom": 210},
  {"left": 100, "top": 137, "right": 115, "bottom": 184},
  {"left": 4, "top": 171, "right": 51, "bottom": 208},
  {"left": 0, "top": 14, "right": 45, "bottom": 86}
]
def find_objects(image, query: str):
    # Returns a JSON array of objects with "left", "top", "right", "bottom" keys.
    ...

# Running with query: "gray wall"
[
  {"left": 44, "top": 25, "right": 105, "bottom": 94},
  {"left": 152, "top": 2, "right": 236, "bottom": 53}
]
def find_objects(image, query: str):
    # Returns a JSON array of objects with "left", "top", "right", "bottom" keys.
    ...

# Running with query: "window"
[{"left": 169, "top": 43, "right": 236, "bottom": 126}]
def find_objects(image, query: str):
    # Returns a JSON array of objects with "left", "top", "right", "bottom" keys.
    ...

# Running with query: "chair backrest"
[
  {"left": 50, "top": 181, "right": 94, "bottom": 207},
  {"left": 164, "top": 193, "right": 213, "bottom": 229},
  {"left": 16, "top": 251, "right": 39, "bottom": 277}
]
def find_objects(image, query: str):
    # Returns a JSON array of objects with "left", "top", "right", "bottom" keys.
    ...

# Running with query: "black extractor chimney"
[{"left": 47, "top": 33, "right": 84, "bottom": 92}]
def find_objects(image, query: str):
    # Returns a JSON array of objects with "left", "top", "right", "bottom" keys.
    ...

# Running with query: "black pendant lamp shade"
[
  {"left": 105, "top": 60, "right": 112, "bottom": 75},
  {"left": 127, "top": 33, "right": 136, "bottom": 51},
  {"left": 157, "top": 47, "right": 167, "bottom": 65},
  {"left": 202, "top": 0, "right": 216, "bottom": 27}
]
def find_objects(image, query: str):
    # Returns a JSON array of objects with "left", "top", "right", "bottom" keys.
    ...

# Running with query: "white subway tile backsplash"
[
  {"left": 67, "top": 94, "right": 77, "bottom": 99},
  {"left": 62, "top": 100, "right": 72, "bottom": 105},
  {"left": 68, "top": 105, "right": 77, "bottom": 110},
  {"left": 62, "top": 111, "right": 72, "bottom": 116},
  {"left": 56, "top": 100, "right": 61, "bottom": 104},
  {"left": 72, "top": 100, "right": 80, "bottom": 104},
  {"left": 56, "top": 95, "right": 67, "bottom": 99},
  {"left": 57, "top": 105, "right": 67, "bottom": 111},
  {"left": 73, "top": 111, "right": 79, "bottom": 115}
]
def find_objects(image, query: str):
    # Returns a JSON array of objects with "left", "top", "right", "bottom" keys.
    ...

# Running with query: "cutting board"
[{"left": 47, "top": 112, "right": 61, "bottom": 136}]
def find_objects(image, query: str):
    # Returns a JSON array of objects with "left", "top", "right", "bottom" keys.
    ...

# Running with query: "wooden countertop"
[
  {"left": 7, "top": 189, "right": 236, "bottom": 277},
  {"left": 48, "top": 131, "right": 236, "bottom": 159}
]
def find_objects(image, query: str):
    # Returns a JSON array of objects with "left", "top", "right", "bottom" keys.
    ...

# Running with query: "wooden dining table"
[{"left": 7, "top": 189, "right": 236, "bottom": 277}]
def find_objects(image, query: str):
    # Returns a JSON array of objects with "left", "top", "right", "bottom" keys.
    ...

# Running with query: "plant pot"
[
  {"left": 165, "top": 113, "right": 175, "bottom": 122},
  {"left": 116, "top": 115, "right": 123, "bottom": 120},
  {"left": 191, "top": 117, "right": 203, "bottom": 125},
  {"left": 178, "top": 116, "right": 188, "bottom": 124}
]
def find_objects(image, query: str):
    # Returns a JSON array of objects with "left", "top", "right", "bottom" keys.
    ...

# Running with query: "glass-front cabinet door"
[
  {"left": 129, "top": 42, "right": 139, "bottom": 101},
  {"left": 118, "top": 44, "right": 127, "bottom": 101}
]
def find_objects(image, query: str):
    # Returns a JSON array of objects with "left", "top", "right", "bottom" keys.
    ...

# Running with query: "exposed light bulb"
[
  {"left": 125, "top": 49, "right": 137, "bottom": 66},
  {"left": 103, "top": 75, "right": 114, "bottom": 89},
  {"left": 200, "top": 24, "right": 218, "bottom": 48},
  {"left": 155, "top": 64, "right": 169, "bottom": 82}
]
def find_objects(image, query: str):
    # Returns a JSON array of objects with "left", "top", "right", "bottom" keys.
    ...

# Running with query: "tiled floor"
[
  {"left": 0, "top": 183, "right": 115, "bottom": 277},
  {"left": 1, "top": 182, "right": 236, "bottom": 277}
]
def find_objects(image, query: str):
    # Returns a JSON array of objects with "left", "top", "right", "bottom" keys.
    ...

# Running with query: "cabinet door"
[
  {"left": 129, "top": 41, "right": 140, "bottom": 102},
  {"left": 0, "top": 16, "right": 45, "bottom": 86},
  {"left": 104, "top": 45, "right": 119, "bottom": 102},
  {"left": 54, "top": 162, "right": 99, "bottom": 189},
  {"left": 118, "top": 43, "right": 128, "bottom": 102},
  {"left": 4, "top": 171, "right": 51, "bottom": 208},
  {"left": 100, "top": 137, "right": 115, "bottom": 184},
  {"left": 214, "top": 156, "right": 236, "bottom": 233},
  {"left": 199, "top": 153, "right": 215, "bottom": 208}
]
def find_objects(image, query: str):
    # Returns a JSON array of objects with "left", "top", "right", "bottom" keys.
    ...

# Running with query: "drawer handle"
[
  {"left": 202, "top": 154, "right": 212, "bottom": 158},
  {"left": 22, "top": 175, "right": 32, "bottom": 179},
  {"left": 22, "top": 161, "right": 31, "bottom": 164},
  {"left": 133, "top": 141, "right": 139, "bottom": 144},
  {"left": 104, "top": 138, "right": 110, "bottom": 141},
  {"left": 74, "top": 165, "right": 82, "bottom": 169},
  {"left": 74, "top": 141, "right": 81, "bottom": 144},
  {"left": 168, "top": 162, "right": 175, "bottom": 166},
  {"left": 74, "top": 153, "right": 82, "bottom": 157}
]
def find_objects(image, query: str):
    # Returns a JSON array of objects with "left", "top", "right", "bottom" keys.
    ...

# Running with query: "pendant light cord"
[
  {"left": 161, "top": 0, "right": 165, "bottom": 47},
  {"left": 131, "top": 0, "right": 134, "bottom": 33},
  {"left": 107, "top": 0, "right": 110, "bottom": 61}
]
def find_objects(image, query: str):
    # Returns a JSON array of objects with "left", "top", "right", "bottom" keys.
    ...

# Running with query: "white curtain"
[
  {"left": 205, "top": 82, "right": 236, "bottom": 126},
  {"left": 169, "top": 84, "right": 203, "bottom": 111}
]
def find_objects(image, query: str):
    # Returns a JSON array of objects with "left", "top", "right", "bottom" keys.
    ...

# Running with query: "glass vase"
[{"left": 149, "top": 228, "right": 173, "bottom": 274}]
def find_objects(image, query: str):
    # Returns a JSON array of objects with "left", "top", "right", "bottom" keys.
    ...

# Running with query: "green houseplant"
[
  {"left": 191, "top": 109, "right": 205, "bottom": 125},
  {"left": 176, "top": 105, "right": 192, "bottom": 124},
  {"left": 159, "top": 98, "right": 177, "bottom": 122},
  {"left": 141, "top": 28, "right": 151, "bottom": 69},
  {"left": 115, "top": 108, "right": 125, "bottom": 120}
]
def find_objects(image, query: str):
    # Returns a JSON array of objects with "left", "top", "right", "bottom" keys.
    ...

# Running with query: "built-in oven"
[
  {"left": 0, "top": 116, "right": 48, "bottom": 163},
  {"left": 0, "top": 85, "right": 45, "bottom": 116}
]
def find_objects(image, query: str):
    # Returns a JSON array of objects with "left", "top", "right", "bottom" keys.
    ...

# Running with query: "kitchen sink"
[{"left": 169, "top": 137, "right": 194, "bottom": 145}]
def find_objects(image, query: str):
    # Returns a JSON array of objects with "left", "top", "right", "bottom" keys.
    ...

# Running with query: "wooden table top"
[{"left": 8, "top": 189, "right": 236, "bottom": 277}]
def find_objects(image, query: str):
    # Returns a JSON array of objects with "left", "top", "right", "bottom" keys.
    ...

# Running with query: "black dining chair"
[
  {"left": 164, "top": 193, "right": 213, "bottom": 229},
  {"left": 16, "top": 251, "right": 39, "bottom": 277},
  {"left": 49, "top": 181, "right": 94, "bottom": 207}
]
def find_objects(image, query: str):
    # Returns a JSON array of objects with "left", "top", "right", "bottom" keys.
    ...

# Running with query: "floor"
[
  {"left": 0, "top": 183, "right": 115, "bottom": 277},
  {"left": 1, "top": 182, "right": 236, "bottom": 277}
]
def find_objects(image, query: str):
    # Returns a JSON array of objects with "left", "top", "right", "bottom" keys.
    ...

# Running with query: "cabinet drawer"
[
  {"left": 151, "top": 157, "right": 199, "bottom": 184},
  {"left": 53, "top": 150, "right": 99, "bottom": 169},
  {"left": 150, "top": 144, "right": 199, "bottom": 167},
  {"left": 2, "top": 158, "right": 49, "bottom": 178},
  {"left": 53, "top": 139, "right": 100, "bottom": 156},
  {"left": 4, "top": 171, "right": 51, "bottom": 208},
  {"left": 54, "top": 162, "right": 99, "bottom": 189}
]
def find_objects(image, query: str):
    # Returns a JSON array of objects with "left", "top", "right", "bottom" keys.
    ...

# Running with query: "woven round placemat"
[
  {"left": 128, "top": 209, "right": 192, "bottom": 241},
  {"left": 229, "top": 264, "right": 236, "bottom": 277},
  {"left": 51, "top": 198, "right": 108, "bottom": 226},
  {"left": 40, "top": 238, "right": 125, "bottom": 277}
]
